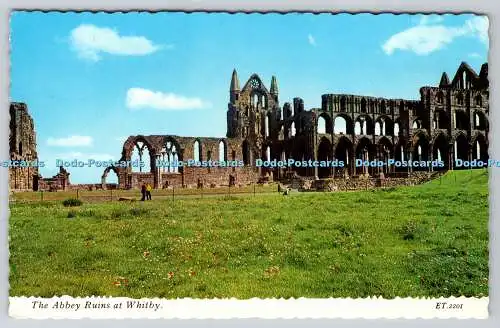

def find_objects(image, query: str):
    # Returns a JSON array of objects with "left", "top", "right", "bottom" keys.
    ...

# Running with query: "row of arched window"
[
  {"left": 130, "top": 140, "right": 234, "bottom": 174},
  {"left": 316, "top": 116, "right": 401, "bottom": 136},
  {"left": 315, "top": 111, "right": 487, "bottom": 136},
  {"left": 322, "top": 96, "right": 411, "bottom": 115},
  {"left": 192, "top": 140, "right": 230, "bottom": 162},
  {"left": 435, "top": 91, "right": 484, "bottom": 107}
]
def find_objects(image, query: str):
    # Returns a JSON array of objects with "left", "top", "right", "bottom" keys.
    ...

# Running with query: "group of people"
[{"left": 141, "top": 183, "right": 153, "bottom": 201}]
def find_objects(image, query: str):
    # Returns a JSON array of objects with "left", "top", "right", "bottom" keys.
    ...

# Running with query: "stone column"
[
  {"left": 449, "top": 144, "right": 454, "bottom": 170},
  {"left": 409, "top": 150, "right": 413, "bottom": 174},
  {"left": 156, "top": 154, "right": 162, "bottom": 189},
  {"left": 429, "top": 146, "right": 433, "bottom": 172},
  {"left": 314, "top": 148, "right": 319, "bottom": 180},
  {"left": 364, "top": 148, "right": 369, "bottom": 176}
]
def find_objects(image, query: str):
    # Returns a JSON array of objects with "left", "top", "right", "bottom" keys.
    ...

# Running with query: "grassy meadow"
[
  {"left": 9, "top": 169, "right": 489, "bottom": 299},
  {"left": 11, "top": 183, "right": 279, "bottom": 202}
]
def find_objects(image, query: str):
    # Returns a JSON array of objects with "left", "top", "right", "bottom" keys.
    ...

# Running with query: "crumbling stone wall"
[
  {"left": 8, "top": 102, "right": 39, "bottom": 191},
  {"left": 112, "top": 134, "right": 259, "bottom": 189},
  {"left": 10, "top": 62, "right": 488, "bottom": 191},
  {"left": 228, "top": 62, "right": 489, "bottom": 181},
  {"left": 307, "top": 171, "right": 443, "bottom": 192},
  {"left": 38, "top": 167, "right": 70, "bottom": 191}
]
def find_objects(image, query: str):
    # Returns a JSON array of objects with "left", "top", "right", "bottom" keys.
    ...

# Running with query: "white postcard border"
[
  {"left": 1, "top": 0, "right": 500, "bottom": 326},
  {"left": 8, "top": 296, "right": 489, "bottom": 319}
]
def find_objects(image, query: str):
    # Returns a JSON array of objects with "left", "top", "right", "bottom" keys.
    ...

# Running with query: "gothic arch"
[
  {"left": 453, "top": 132, "right": 469, "bottom": 168},
  {"left": 433, "top": 109, "right": 450, "bottom": 130},
  {"left": 412, "top": 117, "right": 424, "bottom": 129},
  {"left": 355, "top": 137, "right": 375, "bottom": 175},
  {"left": 378, "top": 136, "right": 393, "bottom": 149},
  {"left": 218, "top": 139, "right": 228, "bottom": 162},
  {"left": 454, "top": 110, "right": 469, "bottom": 130},
  {"left": 394, "top": 118, "right": 402, "bottom": 136},
  {"left": 101, "top": 166, "right": 120, "bottom": 189},
  {"left": 163, "top": 136, "right": 183, "bottom": 160},
  {"left": 432, "top": 133, "right": 449, "bottom": 170},
  {"left": 317, "top": 137, "right": 333, "bottom": 178},
  {"left": 411, "top": 132, "right": 430, "bottom": 169},
  {"left": 375, "top": 115, "right": 394, "bottom": 136},
  {"left": 333, "top": 114, "right": 354, "bottom": 134},
  {"left": 160, "top": 137, "right": 183, "bottom": 173},
  {"left": 394, "top": 138, "right": 406, "bottom": 169},
  {"left": 123, "top": 136, "right": 155, "bottom": 160},
  {"left": 474, "top": 93, "right": 483, "bottom": 107},
  {"left": 264, "top": 112, "right": 272, "bottom": 137},
  {"left": 354, "top": 115, "right": 373, "bottom": 135},
  {"left": 242, "top": 139, "right": 250, "bottom": 165},
  {"left": 334, "top": 136, "right": 353, "bottom": 176},
  {"left": 472, "top": 133, "right": 488, "bottom": 162},
  {"left": 261, "top": 143, "right": 273, "bottom": 162},
  {"left": 317, "top": 112, "right": 333, "bottom": 134},
  {"left": 378, "top": 136, "right": 393, "bottom": 174},
  {"left": 473, "top": 111, "right": 488, "bottom": 130},
  {"left": 126, "top": 136, "right": 155, "bottom": 173},
  {"left": 193, "top": 138, "right": 202, "bottom": 161},
  {"left": 290, "top": 121, "right": 297, "bottom": 137}
]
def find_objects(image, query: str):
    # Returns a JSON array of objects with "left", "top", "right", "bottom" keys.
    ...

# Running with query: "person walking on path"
[
  {"left": 141, "top": 183, "right": 146, "bottom": 201},
  {"left": 146, "top": 183, "right": 152, "bottom": 200}
]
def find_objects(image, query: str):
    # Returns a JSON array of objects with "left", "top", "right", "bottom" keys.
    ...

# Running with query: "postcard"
[{"left": 6, "top": 11, "right": 489, "bottom": 319}]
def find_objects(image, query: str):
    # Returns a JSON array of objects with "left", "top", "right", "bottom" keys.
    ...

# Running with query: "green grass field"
[
  {"left": 9, "top": 169, "right": 489, "bottom": 299},
  {"left": 11, "top": 183, "right": 279, "bottom": 202}
]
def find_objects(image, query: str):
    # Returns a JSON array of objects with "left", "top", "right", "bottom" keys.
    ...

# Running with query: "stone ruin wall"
[
  {"left": 8, "top": 103, "right": 39, "bottom": 191},
  {"left": 112, "top": 135, "right": 260, "bottom": 190},
  {"left": 9, "top": 62, "right": 489, "bottom": 192},
  {"left": 298, "top": 171, "right": 444, "bottom": 192}
]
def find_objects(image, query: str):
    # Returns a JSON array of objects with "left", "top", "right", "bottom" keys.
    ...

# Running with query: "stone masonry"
[
  {"left": 111, "top": 61, "right": 488, "bottom": 189},
  {"left": 8, "top": 102, "right": 40, "bottom": 191},
  {"left": 10, "top": 61, "right": 488, "bottom": 191}
]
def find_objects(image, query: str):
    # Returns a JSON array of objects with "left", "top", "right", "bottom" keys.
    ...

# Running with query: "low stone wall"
[
  {"left": 67, "top": 184, "right": 118, "bottom": 191},
  {"left": 297, "top": 171, "right": 444, "bottom": 192}
]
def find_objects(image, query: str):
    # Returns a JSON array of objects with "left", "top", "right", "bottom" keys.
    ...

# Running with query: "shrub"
[
  {"left": 62, "top": 198, "right": 83, "bottom": 207},
  {"left": 400, "top": 220, "right": 419, "bottom": 240},
  {"left": 67, "top": 210, "right": 77, "bottom": 218}
]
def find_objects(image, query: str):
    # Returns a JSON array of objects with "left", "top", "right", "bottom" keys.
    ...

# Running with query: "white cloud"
[
  {"left": 382, "top": 15, "right": 489, "bottom": 55},
  {"left": 308, "top": 34, "right": 317, "bottom": 46},
  {"left": 126, "top": 88, "right": 210, "bottom": 110},
  {"left": 382, "top": 25, "right": 466, "bottom": 55},
  {"left": 469, "top": 52, "right": 482, "bottom": 58},
  {"left": 464, "top": 16, "right": 489, "bottom": 44},
  {"left": 69, "top": 24, "right": 164, "bottom": 61},
  {"left": 47, "top": 135, "right": 93, "bottom": 147}
]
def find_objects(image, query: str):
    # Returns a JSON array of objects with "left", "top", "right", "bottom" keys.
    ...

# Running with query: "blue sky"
[{"left": 10, "top": 12, "right": 488, "bottom": 183}]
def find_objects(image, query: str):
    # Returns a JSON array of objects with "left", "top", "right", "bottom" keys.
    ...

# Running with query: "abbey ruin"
[{"left": 9, "top": 61, "right": 489, "bottom": 191}]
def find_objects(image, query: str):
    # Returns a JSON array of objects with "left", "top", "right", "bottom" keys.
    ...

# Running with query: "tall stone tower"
[
  {"left": 9, "top": 102, "right": 40, "bottom": 190},
  {"left": 226, "top": 70, "right": 280, "bottom": 164}
]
